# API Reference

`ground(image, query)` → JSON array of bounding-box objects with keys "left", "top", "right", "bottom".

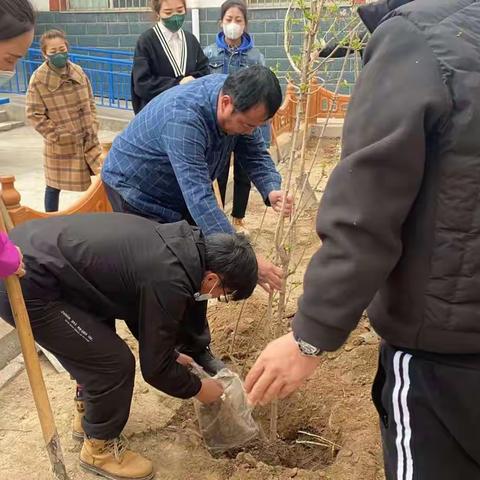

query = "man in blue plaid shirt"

[{"left": 102, "top": 66, "right": 292, "bottom": 374}]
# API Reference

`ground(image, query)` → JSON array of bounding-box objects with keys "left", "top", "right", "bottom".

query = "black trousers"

[
  {"left": 104, "top": 182, "right": 210, "bottom": 354},
  {"left": 0, "top": 294, "right": 133, "bottom": 439},
  {"left": 44, "top": 186, "right": 60, "bottom": 212},
  {"left": 217, "top": 154, "right": 251, "bottom": 219},
  {"left": 372, "top": 342, "right": 480, "bottom": 480}
]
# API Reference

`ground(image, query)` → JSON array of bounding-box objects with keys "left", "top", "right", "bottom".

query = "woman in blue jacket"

[{"left": 204, "top": 0, "right": 271, "bottom": 235}]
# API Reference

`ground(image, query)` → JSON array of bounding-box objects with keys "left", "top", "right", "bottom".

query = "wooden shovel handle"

[{"left": 0, "top": 198, "right": 69, "bottom": 479}]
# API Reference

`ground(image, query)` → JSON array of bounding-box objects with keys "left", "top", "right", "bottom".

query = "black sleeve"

[
  {"left": 292, "top": 17, "right": 451, "bottom": 351},
  {"left": 318, "top": 27, "right": 368, "bottom": 58},
  {"left": 131, "top": 36, "right": 180, "bottom": 104},
  {"left": 190, "top": 37, "right": 210, "bottom": 78},
  {"left": 318, "top": 43, "right": 354, "bottom": 58},
  {"left": 137, "top": 281, "right": 202, "bottom": 399}
]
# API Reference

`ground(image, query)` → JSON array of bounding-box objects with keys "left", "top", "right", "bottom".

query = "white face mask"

[
  {"left": 223, "top": 22, "right": 244, "bottom": 41},
  {"left": 194, "top": 280, "right": 218, "bottom": 302},
  {"left": 0, "top": 70, "right": 15, "bottom": 87}
]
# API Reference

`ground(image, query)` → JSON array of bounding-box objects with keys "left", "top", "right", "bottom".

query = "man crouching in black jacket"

[{"left": 0, "top": 213, "right": 258, "bottom": 480}]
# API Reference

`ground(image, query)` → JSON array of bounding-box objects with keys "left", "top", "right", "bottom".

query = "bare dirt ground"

[{"left": 0, "top": 138, "right": 384, "bottom": 479}]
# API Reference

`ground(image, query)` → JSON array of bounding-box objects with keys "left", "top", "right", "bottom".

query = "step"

[
  {"left": 0, "top": 110, "right": 7, "bottom": 123},
  {"left": 310, "top": 118, "right": 344, "bottom": 138},
  {"left": 0, "top": 120, "right": 24, "bottom": 132},
  {"left": 0, "top": 321, "right": 20, "bottom": 371}
]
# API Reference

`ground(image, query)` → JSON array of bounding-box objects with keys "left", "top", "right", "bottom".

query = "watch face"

[{"left": 299, "top": 339, "right": 320, "bottom": 356}]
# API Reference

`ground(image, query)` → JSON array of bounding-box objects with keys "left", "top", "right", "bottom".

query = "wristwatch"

[{"left": 293, "top": 333, "right": 322, "bottom": 357}]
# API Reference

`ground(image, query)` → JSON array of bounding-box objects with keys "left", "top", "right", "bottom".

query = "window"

[
  {"left": 245, "top": 0, "right": 289, "bottom": 6},
  {"left": 112, "top": 0, "right": 149, "bottom": 7},
  {"left": 68, "top": 0, "right": 150, "bottom": 10}
]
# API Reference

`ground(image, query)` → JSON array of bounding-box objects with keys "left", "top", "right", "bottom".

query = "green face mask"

[
  {"left": 48, "top": 52, "right": 68, "bottom": 69},
  {"left": 161, "top": 13, "right": 185, "bottom": 33}
]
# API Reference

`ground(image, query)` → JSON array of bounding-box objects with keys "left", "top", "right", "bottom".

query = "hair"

[
  {"left": 0, "top": 0, "right": 35, "bottom": 42},
  {"left": 40, "top": 29, "right": 69, "bottom": 53},
  {"left": 220, "top": 0, "right": 248, "bottom": 26},
  {"left": 205, "top": 232, "right": 258, "bottom": 301},
  {"left": 222, "top": 65, "right": 283, "bottom": 119},
  {"left": 151, "top": 0, "right": 187, "bottom": 15}
]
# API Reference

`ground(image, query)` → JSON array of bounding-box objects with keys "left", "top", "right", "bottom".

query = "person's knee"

[
  {"left": 90, "top": 345, "right": 135, "bottom": 392},
  {"left": 117, "top": 346, "right": 136, "bottom": 382}
]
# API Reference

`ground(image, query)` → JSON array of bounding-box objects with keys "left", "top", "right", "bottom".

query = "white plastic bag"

[{"left": 193, "top": 367, "right": 259, "bottom": 453}]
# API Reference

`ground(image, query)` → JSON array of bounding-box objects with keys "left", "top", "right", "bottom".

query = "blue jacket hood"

[{"left": 216, "top": 31, "right": 254, "bottom": 53}]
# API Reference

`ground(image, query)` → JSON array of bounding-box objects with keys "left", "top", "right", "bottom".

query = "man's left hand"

[
  {"left": 180, "top": 76, "right": 195, "bottom": 85},
  {"left": 176, "top": 353, "right": 194, "bottom": 367},
  {"left": 245, "top": 332, "right": 321, "bottom": 406},
  {"left": 268, "top": 191, "right": 293, "bottom": 216}
]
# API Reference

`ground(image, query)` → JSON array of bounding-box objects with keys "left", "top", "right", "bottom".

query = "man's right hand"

[
  {"left": 256, "top": 254, "right": 283, "bottom": 292},
  {"left": 195, "top": 378, "right": 224, "bottom": 404}
]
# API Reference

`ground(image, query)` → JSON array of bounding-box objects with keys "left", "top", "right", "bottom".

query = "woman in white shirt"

[{"left": 131, "top": 0, "right": 210, "bottom": 114}]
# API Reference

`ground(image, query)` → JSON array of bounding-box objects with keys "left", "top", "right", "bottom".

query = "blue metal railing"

[
  {"left": 30, "top": 42, "right": 134, "bottom": 59},
  {"left": 0, "top": 47, "right": 134, "bottom": 110}
]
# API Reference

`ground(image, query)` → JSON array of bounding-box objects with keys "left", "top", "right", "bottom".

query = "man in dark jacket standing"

[
  {"left": 245, "top": 0, "right": 480, "bottom": 478},
  {"left": 0, "top": 213, "right": 258, "bottom": 480}
]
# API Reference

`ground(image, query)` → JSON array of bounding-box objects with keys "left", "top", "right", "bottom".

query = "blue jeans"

[{"left": 44, "top": 185, "right": 60, "bottom": 212}]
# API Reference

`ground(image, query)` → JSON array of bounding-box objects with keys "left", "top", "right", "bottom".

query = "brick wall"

[{"left": 35, "top": 8, "right": 359, "bottom": 93}]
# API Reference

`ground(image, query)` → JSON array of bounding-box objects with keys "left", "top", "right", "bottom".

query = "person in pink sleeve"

[
  {"left": 0, "top": 0, "right": 35, "bottom": 278},
  {"left": 0, "top": 232, "right": 24, "bottom": 278}
]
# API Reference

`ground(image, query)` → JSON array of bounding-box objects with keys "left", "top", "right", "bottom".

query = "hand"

[
  {"left": 195, "top": 378, "right": 224, "bottom": 404},
  {"left": 245, "top": 332, "right": 321, "bottom": 406},
  {"left": 268, "top": 191, "right": 294, "bottom": 217},
  {"left": 176, "top": 352, "right": 194, "bottom": 367},
  {"left": 14, "top": 247, "right": 25, "bottom": 278},
  {"left": 256, "top": 254, "right": 283, "bottom": 292},
  {"left": 180, "top": 75, "right": 195, "bottom": 85}
]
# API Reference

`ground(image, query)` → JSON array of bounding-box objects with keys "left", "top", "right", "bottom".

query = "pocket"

[
  {"left": 53, "top": 131, "right": 80, "bottom": 156},
  {"left": 209, "top": 61, "right": 224, "bottom": 72},
  {"left": 371, "top": 353, "right": 389, "bottom": 428}
]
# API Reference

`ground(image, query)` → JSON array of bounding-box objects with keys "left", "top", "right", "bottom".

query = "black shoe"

[{"left": 192, "top": 347, "right": 226, "bottom": 376}]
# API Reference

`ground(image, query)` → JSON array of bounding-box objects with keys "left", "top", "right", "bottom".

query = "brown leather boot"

[
  {"left": 80, "top": 436, "right": 154, "bottom": 480},
  {"left": 72, "top": 397, "right": 85, "bottom": 441}
]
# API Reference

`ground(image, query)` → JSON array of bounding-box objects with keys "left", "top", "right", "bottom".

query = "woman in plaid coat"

[{"left": 26, "top": 29, "right": 102, "bottom": 212}]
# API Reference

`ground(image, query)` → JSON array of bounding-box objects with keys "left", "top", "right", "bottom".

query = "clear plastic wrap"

[{"left": 193, "top": 367, "right": 259, "bottom": 453}]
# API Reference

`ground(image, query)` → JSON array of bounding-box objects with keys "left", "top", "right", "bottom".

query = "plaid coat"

[{"left": 26, "top": 61, "right": 102, "bottom": 191}]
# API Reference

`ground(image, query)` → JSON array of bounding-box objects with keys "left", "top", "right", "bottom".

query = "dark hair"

[
  {"left": 205, "top": 233, "right": 258, "bottom": 301},
  {"left": 222, "top": 65, "right": 282, "bottom": 119},
  {"left": 0, "top": 0, "right": 35, "bottom": 42},
  {"left": 40, "top": 29, "right": 69, "bottom": 53},
  {"left": 151, "top": 0, "right": 186, "bottom": 15},
  {"left": 220, "top": 0, "right": 248, "bottom": 26}
]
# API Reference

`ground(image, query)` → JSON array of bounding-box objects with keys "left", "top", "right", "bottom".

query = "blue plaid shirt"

[{"left": 102, "top": 74, "right": 281, "bottom": 235}]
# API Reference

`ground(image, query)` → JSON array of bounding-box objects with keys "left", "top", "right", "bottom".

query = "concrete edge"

[{"left": 0, "top": 353, "right": 24, "bottom": 390}]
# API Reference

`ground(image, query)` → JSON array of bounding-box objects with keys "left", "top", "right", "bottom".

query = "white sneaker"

[{"left": 232, "top": 217, "right": 250, "bottom": 236}]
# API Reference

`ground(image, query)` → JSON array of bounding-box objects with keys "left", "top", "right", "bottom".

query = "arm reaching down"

[
  {"left": 137, "top": 281, "right": 202, "bottom": 399},
  {"left": 245, "top": 16, "right": 451, "bottom": 406}
]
